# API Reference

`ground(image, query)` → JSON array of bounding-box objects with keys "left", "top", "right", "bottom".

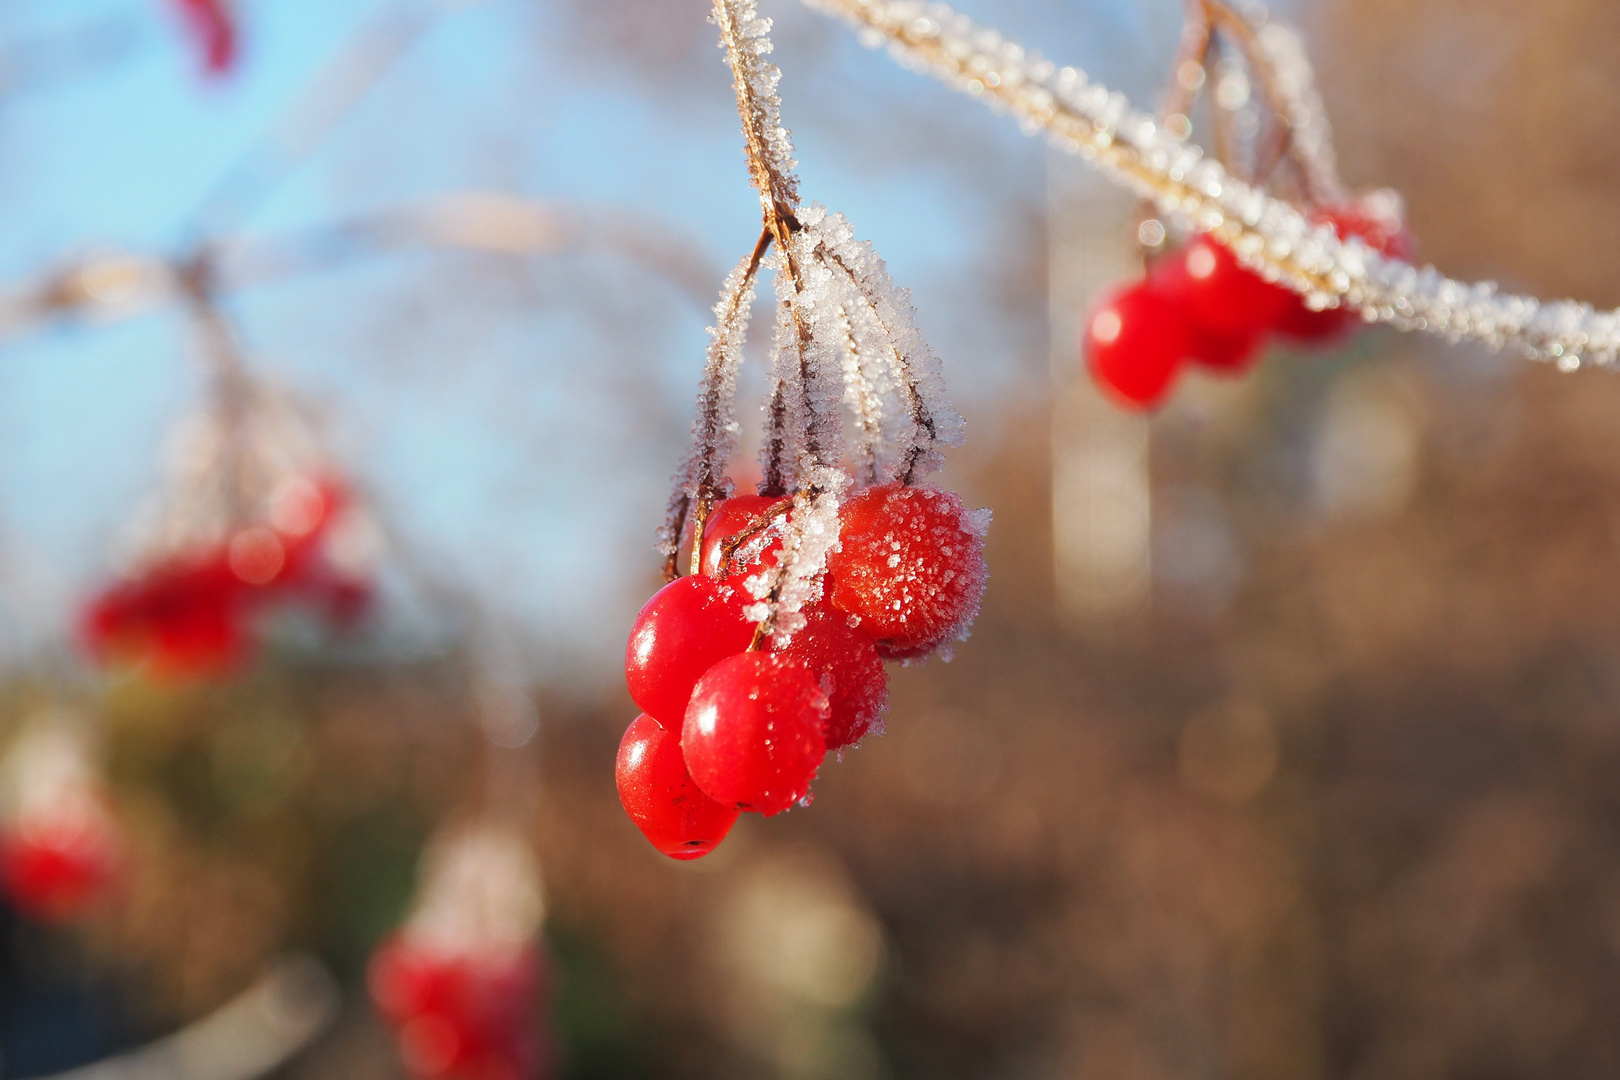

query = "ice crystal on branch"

[
  {"left": 804, "top": 0, "right": 1620, "bottom": 369},
  {"left": 713, "top": 0, "right": 800, "bottom": 219}
]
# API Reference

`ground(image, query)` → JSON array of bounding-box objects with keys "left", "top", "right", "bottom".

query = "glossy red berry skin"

[
  {"left": 825, "top": 483, "right": 988, "bottom": 658},
  {"left": 771, "top": 606, "right": 887, "bottom": 750},
  {"left": 1082, "top": 282, "right": 1193, "bottom": 409},
  {"left": 369, "top": 938, "right": 546, "bottom": 1080},
  {"left": 1147, "top": 255, "right": 1265, "bottom": 374},
  {"left": 616, "top": 714, "right": 739, "bottom": 860},
  {"left": 1166, "top": 236, "right": 1293, "bottom": 342},
  {"left": 0, "top": 822, "right": 118, "bottom": 922},
  {"left": 699, "top": 495, "right": 787, "bottom": 580},
  {"left": 625, "top": 576, "right": 757, "bottom": 728},
  {"left": 682, "top": 652, "right": 828, "bottom": 816}
]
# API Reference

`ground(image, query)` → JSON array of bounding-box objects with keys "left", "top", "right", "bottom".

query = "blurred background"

[{"left": 5, "top": 0, "right": 1620, "bottom": 1077}]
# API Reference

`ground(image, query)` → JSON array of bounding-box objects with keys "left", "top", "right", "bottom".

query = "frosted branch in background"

[{"left": 803, "top": 0, "right": 1620, "bottom": 370}]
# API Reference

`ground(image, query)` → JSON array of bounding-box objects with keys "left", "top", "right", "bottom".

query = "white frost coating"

[
  {"left": 836, "top": 302, "right": 886, "bottom": 486},
  {"left": 762, "top": 297, "right": 807, "bottom": 493},
  {"left": 804, "top": 0, "right": 1620, "bottom": 369},
  {"left": 782, "top": 222, "right": 852, "bottom": 471},
  {"left": 766, "top": 465, "right": 849, "bottom": 646},
  {"left": 797, "top": 205, "right": 965, "bottom": 483},
  {"left": 714, "top": 0, "right": 801, "bottom": 215},
  {"left": 660, "top": 250, "right": 756, "bottom": 558}
]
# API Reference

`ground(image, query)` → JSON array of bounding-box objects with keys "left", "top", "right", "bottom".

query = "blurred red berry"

[
  {"left": 171, "top": 0, "right": 238, "bottom": 76},
  {"left": 1276, "top": 201, "right": 1414, "bottom": 344},
  {"left": 0, "top": 818, "right": 119, "bottom": 923},
  {"left": 370, "top": 938, "right": 547, "bottom": 1080},
  {"left": 1166, "top": 236, "right": 1293, "bottom": 342},
  {"left": 616, "top": 714, "right": 738, "bottom": 860},
  {"left": 1082, "top": 281, "right": 1194, "bottom": 408},
  {"left": 82, "top": 552, "right": 252, "bottom": 681}
]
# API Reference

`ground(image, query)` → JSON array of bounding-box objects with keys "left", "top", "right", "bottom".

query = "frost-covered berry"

[
  {"left": 1083, "top": 281, "right": 1193, "bottom": 408},
  {"left": 825, "top": 483, "right": 988, "bottom": 658},
  {"left": 682, "top": 653, "right": 828, "bottom": 815},
  {"left": 625, "top": 576, "right": 756, "bottom": 728},
  {"left": 616, "top": 714, "right": 738, "bottom": 860},
  {"left": 699, "top": 494, "right": 787, "bottom": 580},
  {"left": 771, "top": 605, "right": 887, "bottom": 750}
]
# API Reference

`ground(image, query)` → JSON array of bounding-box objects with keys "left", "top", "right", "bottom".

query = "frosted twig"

[
  {"left": 803, "top": 0, "right": 1620, "bottom": 369},
  {"left": 836, "top": 303, "right": 882, "bottom": 486},
  {"left": 713, "top": 0, "right": 801, "bottom": 229},
  {"left": 805, "top": 206, "right": 963, "bottom": 484},
  {"left": 659, "top": 231, "right": 770, "bottom": 580}
]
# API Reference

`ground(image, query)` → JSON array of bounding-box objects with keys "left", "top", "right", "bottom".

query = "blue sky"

[{"left": 0, "top": 0, "right": 1203, "bottom": 684}]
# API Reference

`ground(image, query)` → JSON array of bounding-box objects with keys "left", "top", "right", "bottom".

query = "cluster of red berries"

[
  {"left": 81, "top": 475, "right": 373, "bottom": 681},
  {"left": 0, "top": 811, "right": 120, "bottom": 923},
  {"left": 1083, "top": 200, "right": 1413, "bottom": 409},
  {"left": 617, "top": 481, "right": 988, "bottom": 860},
  {"left": 370, "top": 939, "right": 548, "bottom": 1080}
]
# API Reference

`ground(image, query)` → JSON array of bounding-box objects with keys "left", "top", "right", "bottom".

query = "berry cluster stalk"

[{"left": 659, "top": 0, "right": 964, "bottom": 650}]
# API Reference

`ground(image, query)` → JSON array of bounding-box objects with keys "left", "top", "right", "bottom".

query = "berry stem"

[
  {"left": 662, "top": 224, "right": 777, "bottom": 582},
  {"left": 1181, "top": 0, "right": 1338, "bottom": 205},
  {"left": 823, "top": 251, "right": 936, "bottom": 486},
  {"left": 836, "top": 303, "right": 881, "bottom": 486},
  {"left": 716, "top": 496, "right": 794, "bottom": 576}
]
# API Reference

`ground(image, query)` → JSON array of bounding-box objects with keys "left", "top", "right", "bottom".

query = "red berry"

[
  {"left": 82, "top": 552, "right": 252, "bottom": 680},
  {"left": 682, "top": 652, "right": 828, "bottom": 815},
  {"left": 616, "top": 714, "right": 739, "bottom": 859},
  {"left": 770, "top": 606, "right": 887, "bottom": 750},
  {"left": 1144, "top": 254, "right": 1264, "bottom": 373},
  {"left": 825, "top": 483, "right": 988, "bottom": 658},
  {"left": 369, "top": 938, "right": 545, "bottom": 1080},
  {"left": 1167, "top": 235, "right": 1292, "bottom": 341},
  {"left": 698, "top": 494, "right": 787, "bottom": 580},
  {"left": 625, "top": 576, "right": 757, "bottom": 727},
  {"left": 274, "top": 477, "right": 379, "bottom": 629},
  {"left": 1082, "top": 281, "right": 1192, "bottom": 408},
  {"left": 0, "top": 821, "right": 118, "bottom": 922}
]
